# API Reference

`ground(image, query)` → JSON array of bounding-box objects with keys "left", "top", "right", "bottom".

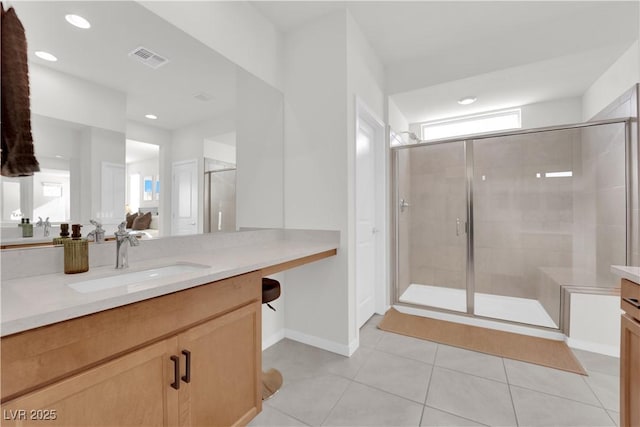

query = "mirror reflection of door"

[{"left": 171, "top": 159, "right": 198, "bottom": 236}]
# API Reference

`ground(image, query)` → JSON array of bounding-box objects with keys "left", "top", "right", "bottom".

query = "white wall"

[
  {"left": 204, "top": 134, "right": 237, "bottom": 166},
  {"left": 520, "top": 97, "right": 582, "bottom": 129},
  {"left": 31, "top": 116, "right": 82, "bottom": 221},
  {"left": 388, "top": 98, "right": 409, "bottom": 134},
  {"left": 234, "top": 61, "right": 285, "bottom": 350},
  {"left": 582, "top": 40, "right": 640, "bottom": 121},
  {"left": 346, "top": 11, "right": 387, "bottom": 341},
  {"left": 236, "top": 68, "right": 284, "bottom": 230},
  {"left": 281, "top": 10, "right": 385, "bottom": 355},
  {"left": 127, "top": 158, "right": 159, "bottom": 209},
  {"left": 283, "top": 10, "right": 351, "bottom": 354},
  {"left": 568, "top": 293, "right": 621, "bottom": 357},
  {"left": 89, "top": 128, "right": 126, "bottom": 225},
  {"left": 139, "top": 1, "right": 283, "bottom": 92},
  {"left": 30, "top": 64, "right": 125, "bottom": 133}
]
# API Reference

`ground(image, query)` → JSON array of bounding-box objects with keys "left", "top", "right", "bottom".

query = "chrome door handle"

[
  {"left": 456, "top": 218, "right": 461, "bottom": 236},
  {"left": 400, "top": 199, "right": 410, "bottom": 212}
]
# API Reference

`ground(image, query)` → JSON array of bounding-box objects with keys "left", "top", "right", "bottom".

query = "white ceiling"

[
  {"left": 126, "top": 139, "right": 159, "bottom": 164},
  {"left": 13, "top": 1, "right": 238, "bottom": 130},
  {"left": 252, "top": 1, "right": 639, "bottom": 123},
  {"left": 12, "top": 1, "right": 640, "bottom": 128}
]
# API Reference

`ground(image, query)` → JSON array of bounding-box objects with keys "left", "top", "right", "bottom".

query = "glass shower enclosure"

[
  {"left": 204, "top": 168, "right": 237, "bottom": 233},
  {"left": 393, "top": 119, "right": 630, "bottom": 330}
]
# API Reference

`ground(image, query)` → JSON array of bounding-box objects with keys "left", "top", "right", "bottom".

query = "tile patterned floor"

[{"left": 249, "top": 315, "right": 620, "bottom": 427}]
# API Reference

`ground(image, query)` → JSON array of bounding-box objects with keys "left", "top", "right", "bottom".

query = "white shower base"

[{"left": 399, "top": 284, "right": 558, "bottom": 329}]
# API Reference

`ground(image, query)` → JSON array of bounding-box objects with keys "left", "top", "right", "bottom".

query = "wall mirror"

[{"left": 0, "top": 1, "right": 284, "bottom": 246}]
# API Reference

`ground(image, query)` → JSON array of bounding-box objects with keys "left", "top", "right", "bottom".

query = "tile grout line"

[
  {"left": 263, "top": 403, "right": 313, "bottom": 427},
  {"left": 317, "top": 377, "right": 355, "bottom": 426},
  {"left": 580, "top": 369, "right": 618, "bottom": 413},
  {"left": 503, "top": 360, "right": 614, "bottom": 410},
  {"left": 431, "top": 360, "right": 509, "bottom": 385},
  {"left": 605, "top": 409, "right": 620, "bottom": 427},
  {"left": 374, "top": 345, "right": 438, "bottom": 366},
  {"left": 420, "top": 344, "right": 440, "bottom": 426},
  {"left": 508, "top": 383, "right": 616, "bottom": 411},
  {"left": 503, "top": 357, "right": 521, "bottom": 427},
  {"left": 422, "top": 404, "right": 492, "bottom": 427},
  {"left": 350, "top": 377, "right": 429, "bottom": 406},
  {"left": 348, "top": 346, "right": 375, "bottom": 380}
]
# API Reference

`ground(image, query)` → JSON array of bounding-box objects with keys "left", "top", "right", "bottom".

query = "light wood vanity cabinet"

[
  {"left": 620, "top": 278, "right": 640, "bottom": 427},
  {"left": 1, "top": 271, "right": 262, "bottom": 427}
]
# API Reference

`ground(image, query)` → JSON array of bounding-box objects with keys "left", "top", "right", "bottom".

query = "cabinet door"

[
  {"left": 1, "top": 338, "right": 179, "bottom": 427},
  {"left": 621, "top": 313, "right": 640, "bottom": 427},
  {"left": 178, "top": 302, "right": 261, "bottom": 427}
]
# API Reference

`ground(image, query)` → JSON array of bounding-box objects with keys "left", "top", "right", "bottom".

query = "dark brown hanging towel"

[{"left": 1, "top": 3, "right": 40, "bottom": 176}]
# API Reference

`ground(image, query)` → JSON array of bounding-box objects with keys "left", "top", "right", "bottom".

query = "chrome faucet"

[
  {"left": 115, "top": 221, "right": 139, "bottom": 269},
  {"left": 36, "top": 217, "right": 51, "bottom": 237},
  {"left": 87, "top": 219, "right": 105, "bottom": 243}
]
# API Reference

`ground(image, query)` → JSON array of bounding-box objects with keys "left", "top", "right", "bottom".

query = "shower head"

[{"left": 400, "top": 131, "right": 420, "bottom": 142}]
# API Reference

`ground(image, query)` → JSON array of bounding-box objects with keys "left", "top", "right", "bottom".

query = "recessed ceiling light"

[
  {"left": 35, "top": 51, "right": 58, "bottom": 62},
  {"left": 458, "top": 96, "right": 477, "bottom": 105},
  {"left": 65, "top": 14, "right": 91, "bottom": 29},
  {"left": 145, "top": 114, "right": 158, "bottom": 120}
]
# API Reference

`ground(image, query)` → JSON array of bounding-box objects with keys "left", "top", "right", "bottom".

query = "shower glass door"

[
  {"left": 472, "top": 123, "right": 627, "bottom": 328},
  {"left": 204, "top": 169, "right": 237, "bottom": 233},
  {"left": 395, "top": 141, "right": 468, "bottom": 313},
  {"left": 394, "top": 120, "right": 628, "bottom": 329}
]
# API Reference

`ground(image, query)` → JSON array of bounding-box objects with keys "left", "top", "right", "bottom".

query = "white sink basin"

[{"left": 68, "top": 263, "right": 210, "bottom": 293}]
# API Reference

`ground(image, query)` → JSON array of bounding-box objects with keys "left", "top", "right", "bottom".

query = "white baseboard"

[
  {"left": 284, "top": 328, "right": 354, "bottom": 356},
  {"left": 567, "top": 338, "right": 620, "bottom": 358},
  {"left": 262, "top": 329, "right": 285, "bottom": 351}
]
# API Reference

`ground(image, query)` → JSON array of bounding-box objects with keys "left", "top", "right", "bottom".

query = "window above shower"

[{"left": 421, "top": 109, "right": 522, "bottom": 141}]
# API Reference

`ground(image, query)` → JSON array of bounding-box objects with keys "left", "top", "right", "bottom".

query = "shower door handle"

[
  {"left": 400, "top": 199, "right": 410, "bottom": 212},
  {"left": 456, "top": 218, "right": 468, "bottom": 236}
]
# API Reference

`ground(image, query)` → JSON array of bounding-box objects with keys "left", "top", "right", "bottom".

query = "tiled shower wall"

[
  {"left": 573, "top": 123, "right": 627, "bottom": 287},
  {"left": 589, "top": 84, "right": 639, "bottom": 267}
]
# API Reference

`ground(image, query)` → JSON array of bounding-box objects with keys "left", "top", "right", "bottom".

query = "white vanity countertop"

[
  {"left": 611, "top": 265, "right": 640, "bottom": 284},
  {"left": 1, "top": 230, "right": 338, "bottom": 336}
]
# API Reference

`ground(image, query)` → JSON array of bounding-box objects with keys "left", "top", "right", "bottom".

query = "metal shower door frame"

[{"left": 392, "top": 117, "right": 632, "bottom": 328}]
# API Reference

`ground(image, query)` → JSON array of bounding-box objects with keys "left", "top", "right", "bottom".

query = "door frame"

[{"left": 355, "top": 97, "right": 388, "bottom": 324}]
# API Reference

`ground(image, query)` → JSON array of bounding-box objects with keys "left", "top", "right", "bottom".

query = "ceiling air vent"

[{"left": 128, "top": 46, "right": 169, "bottom": 69}]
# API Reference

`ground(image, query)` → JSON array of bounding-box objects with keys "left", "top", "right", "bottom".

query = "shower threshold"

[{"left": 399, "top": 284, "right": 558, "bottom": 329}]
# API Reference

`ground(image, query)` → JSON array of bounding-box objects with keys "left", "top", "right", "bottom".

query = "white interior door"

[
  {"left": 172, "top": 159, "right": 198, "bottom": 235},
  {"left": 101, "top": 162, "right": 125, "bottom": 225},
  {"left": 356, "top": 117, "right": 377, "bottom": 328}
]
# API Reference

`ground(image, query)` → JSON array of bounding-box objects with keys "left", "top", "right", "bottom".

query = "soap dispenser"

[
  {"left": 53, "top": 223, "right": 71, "bottom": 245},
  {"left": 22, "top": 218, "right": 33, "bottom": 238},
  {"left": 64, "top": 224, "right": 89, "bottom": 274}
]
